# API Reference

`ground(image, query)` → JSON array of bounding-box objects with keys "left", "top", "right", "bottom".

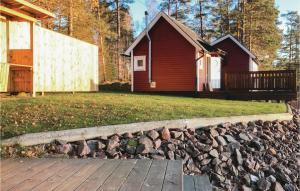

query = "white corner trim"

[
  {"left": 196, "top": 51, "right": 200, "bottom": 92},
  {"left": 211, "top": 34, "right": 256, "bottom": 59},
  {"left": 131, "top": 50, "right": 134, "bottom": 92},
  {"left": 125, "top": 11, "right": 204, "bottom": 55}
]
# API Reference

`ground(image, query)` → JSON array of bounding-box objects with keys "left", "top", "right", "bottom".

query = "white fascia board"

[{"left": 211, "top": 34, "right": 256, "bottom": 59}]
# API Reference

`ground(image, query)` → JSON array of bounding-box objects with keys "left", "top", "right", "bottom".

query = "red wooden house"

[
  {"left": 124, "top": 12, "right": 297, "bottom": 100},
  {"left": 125, "top": 12, "right": 220, "bottom": 93}
]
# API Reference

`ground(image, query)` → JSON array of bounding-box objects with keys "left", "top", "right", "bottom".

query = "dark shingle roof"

[{"left": 168, "top": 16, "right": 218, "bottom": 52}]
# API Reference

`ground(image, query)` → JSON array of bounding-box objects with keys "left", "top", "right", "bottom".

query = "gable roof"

[
  {"left": 211, "top": 34, "right": 256, "bottom": 59},
  {"left": 1, "top": 0, "right": 55, "bottom": 19},
  {"left": 124, "top": 11, "right": 216, "bottom": 55}
]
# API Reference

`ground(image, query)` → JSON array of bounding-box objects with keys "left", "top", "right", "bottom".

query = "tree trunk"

[
  {"left": 100, "top": 35, "right": 106, "bottom": 82},
  {"left": 96, "top": 6, "right": 106, "bottom": 82},
  {"left": 249, "top": 14, "right": 252, "bottom": 51},
  {"left": 175, "top": 0, "right": 178, "bottom": 19},
  {"left": 241, "top": 0, "right": 246, "bottom": 43},
  {"left": 168, "top": 0, "right": 171, "bottom": 15},
  {"left": 69, "top": 0, "right": 73, "bottom": 36},
  {"left": 116, "top": 0, "right": 121, "bottom": 80},
  {"left": 199, "top": 0, "right": 204, "bottom": 38}
]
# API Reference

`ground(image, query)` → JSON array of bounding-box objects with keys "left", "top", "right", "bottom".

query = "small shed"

[
  {"left": 211, "top": 34, "right": 258, "bottom": 89},
  {"left": 0, "top": 0, "right": 99, "bottom": 95}
]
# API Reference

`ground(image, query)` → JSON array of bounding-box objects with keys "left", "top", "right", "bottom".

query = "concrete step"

[{"left": 184, "top": 174, "right": 212, "bottom": 191}]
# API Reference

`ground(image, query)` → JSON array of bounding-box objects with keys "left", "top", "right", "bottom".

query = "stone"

[
  {"left": 224, "top": 135, "right": 238, "bottom": 143},
  {"left": 266, "top": 175, "right": 276, "bottom": 183},
  {"left": 161, "top": 127, "right": 171, "bottom": 140},
  {"left": 250, "top": 175, "right": 259, "bottom": 183},
  {"left": 201, "top": 158, "right": 211, "bottom": 166},
  {"left": 241, "top": 185, "right": 252, "bottom": 191},
  {"left": 152, "top": 154, "right": 165, "bottom": 160},
  {"left": 147, "top": 130, "right": 160, "bottom": 140},
  {"left": 257, "top": 178, "right": 271, "bottom": 191},
  {"left": 211, "top": 138, "right": 218, "bottom": 148},
  {"left": 243, "top": 174, "right": 251, "bottom": 186},
  {"left": 216, "top": 136, "right": 227, "bottom": 146},
  {"left": 234, "top": 149, "right": 243, "bottom": 165},
  {"left": 273, "top": 182, "right": 284, "bottom": 191},
  {"left": 210, "top": 128, "right": 219, "bottom": 137},
  {"left": 123, "top": 132, "right": 133, "bottom": 138},
  {"left": 126, "top": 145, "right": 136, "bottom": 155},
  {"left": 167, "top": 151, "right": 175, "bottom": 160},
  {"left": 228, "top": 142, "right": 241, "bottom": 153},
  {"left": 107, "top": 137, "right": 119, "bottom": 150},
  {"left": 97, "top": 141, "right": 106, "bottom": 150},
  {"left": 77, "top": 140, "right": 90, "bottom": 156},
  {"left": 106, "top": 148, "right": 118, "bottom": 158},
  {"left": 284, "top": 184, "right": 296, "bottom": 191},
  {"left": 55, "top": 139, "right": 68, "bottom": 145},
  {"left": 187, "top": 127, "right": 195, "bottom": 135},
  {"left": 268, "top": 148, "right": 277, "bottom": 156},
  {"left": 249, "top": 139, "right": 263, "bottom": 151},
  {"left": 56, "top": 143, "right": 72, "bottom": 154},
  {"left": 239, "top": 133, "right": 250, "bottom": 141},
  {"left": 275, "top": 170, "right": 291, "bottom": 184},
  {"left": 167, "top": 143, "right": 176, "bottom": 151},
  {"left": 86, "top": 140, "right": 99, "bottom": 151},
  {"left": 170, "top": 131, "right": 183, "bottom": 139},
  {"left": 139, "top": 136, "right": 153, "bottom": 148},
  {"left": 153, "top": 139, "right": 161, "bottom": 149},
  {"left": 209, "top": 149, "right": 219, "bottom": 158}
]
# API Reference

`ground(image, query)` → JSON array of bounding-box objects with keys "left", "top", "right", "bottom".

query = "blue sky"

[{"left": 129, "top": 0, "right": 300, "bottom": 36}]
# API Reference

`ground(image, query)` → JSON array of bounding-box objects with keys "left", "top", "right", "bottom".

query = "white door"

[{"left": 210, "top": 57, "right": 221, "bottom": 89}]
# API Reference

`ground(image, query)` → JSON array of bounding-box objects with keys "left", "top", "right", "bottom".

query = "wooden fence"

[{"left": 224, "top": 70, "right": 297, "bottom": 92}]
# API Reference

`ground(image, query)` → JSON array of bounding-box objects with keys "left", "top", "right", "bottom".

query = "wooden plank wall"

[
  {"left": 225, "top": 70, "right": 297, "bottom": 92},
  {"left": 0, "top": 20, "right": 9, "bottom": 92},
  {"left": 33, "top": 25, "right": 99, "bottom": 92}
]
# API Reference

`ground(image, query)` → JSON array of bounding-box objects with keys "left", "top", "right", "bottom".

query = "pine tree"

[
  {"left": 279, "top": 11, "right": 300, "bottom": 84},
  {"left": 243, "top": 0, "right": 281, "bottom": 68},
  {"left": 160, "top": 0, "right": 191, "bottom": 22}
]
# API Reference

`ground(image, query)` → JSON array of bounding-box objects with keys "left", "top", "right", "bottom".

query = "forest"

[{"left": 32, "top": 0, "right": 299, "bottom": 84}]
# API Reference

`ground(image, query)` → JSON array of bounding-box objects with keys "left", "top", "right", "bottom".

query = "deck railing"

[{"left": 224, "top": 70, "right": 297, "bottom": 92}]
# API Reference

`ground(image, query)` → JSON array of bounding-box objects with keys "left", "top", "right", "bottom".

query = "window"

[{"left": 134, "top": 56, "right": 146, "bottom": 71}]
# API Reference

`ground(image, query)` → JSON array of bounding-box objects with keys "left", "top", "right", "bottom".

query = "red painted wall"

[
  {"left": 133, "top": 18, "right": 196, "bottom": 92},
  {"left": 212, "top": 38, "right": 250, "bottom": 89}
]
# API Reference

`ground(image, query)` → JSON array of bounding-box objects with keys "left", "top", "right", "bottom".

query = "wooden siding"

[
  {"left": 0, "top": 20, "right": 9, "bottom": 92},
  {"left": 9, "top": 66, "right": 32, "bottom": 92},
  {"left": 33, "top": 25, "right": 98, "bottom": 92},
  {"left": 133, "top": 17, "right": 196, "bottom": 92},
  {"left": 9, "top": 21, "right": 30, "bottom": 49},
  {"left": 9, "top": 49, "right": 33, "bottom": 66},
  {"left": 212, "top": 38, "right": 250, "bottom": 89}
]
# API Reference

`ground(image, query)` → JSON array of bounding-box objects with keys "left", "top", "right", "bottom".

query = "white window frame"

[{"left": 134, "top": 55, "right": 146, "bottom": 71}]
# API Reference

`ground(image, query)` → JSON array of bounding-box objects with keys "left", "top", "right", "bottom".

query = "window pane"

[{"left": 137, "top": 60, "right": 143, "bottom": 67}]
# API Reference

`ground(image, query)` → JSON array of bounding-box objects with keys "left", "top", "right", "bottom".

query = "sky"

[{"left": 129, "top": 0, "right": 300, "bottom": 37}]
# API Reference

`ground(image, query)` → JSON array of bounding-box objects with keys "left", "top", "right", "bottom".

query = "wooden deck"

[
  {"left": 184, "top": 175, "right": 212, "bottom": 191},
  {"left": 0, "top": 159, "right": 183, "bottom": 191}
]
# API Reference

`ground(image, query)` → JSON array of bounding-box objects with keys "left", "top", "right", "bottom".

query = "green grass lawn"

[{"left": 0, "top": 92, "right": 286, "bottom": 139}]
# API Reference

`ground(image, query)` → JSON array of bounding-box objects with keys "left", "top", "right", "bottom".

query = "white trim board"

[
  {"left": 211, "top": 34, "right": 256, "bottom": 59},
  {"left": 124, "top": 11, "right": 206, "bottom": 55}
]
